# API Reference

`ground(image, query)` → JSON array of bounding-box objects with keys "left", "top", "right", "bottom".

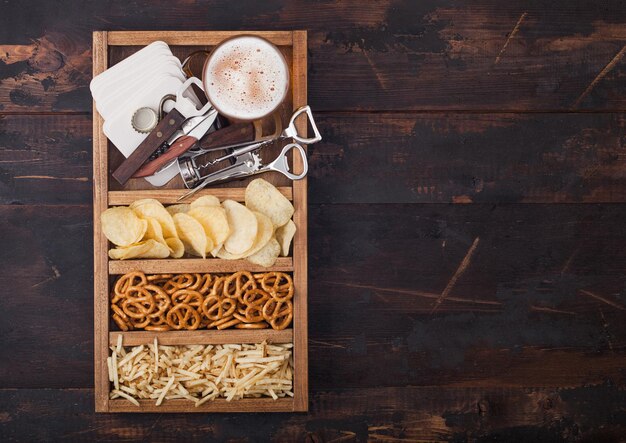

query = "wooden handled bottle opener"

[{"left": 112, "top": 77, "right": 212, "bottom": 185}]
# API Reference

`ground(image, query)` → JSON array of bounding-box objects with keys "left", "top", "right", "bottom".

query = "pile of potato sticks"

[{"left": 108, "top": 336, "right": 293, "bottom": 406}]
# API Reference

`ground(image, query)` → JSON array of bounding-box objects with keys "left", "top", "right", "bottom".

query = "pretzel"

[
  {"left": 147, "top": 273, "right": 173, "bottom": 282},
  {"left": 242, "top": 288, "right": 271, "bottom": 306},
  {"left": 207, "top": 315, "right": 236, "bottom": 328},
  {"left": 196, "top": 274, "right": 213, "bottom": 294},
  {"left": 124, "top": 284, "right": 151, "bottom": 299},
  {"left": 145, "top": 325, "right": 171, "bottom": 331},
  {"left": 209, "top": 277, "right": 225, "bottom": 297},
  {"left": 129, "top": 316, "right": 151, "bottom": 329},
  {"left": 148, "top": 313, "right": 168, "bottom": 326},
  {"left": 146, "top": 289, "right": 171, "bottom": 323},
  {"left": 233, "top": 306, "right": 263, "bottom": 323},
  {"left": 235, "top": 322, "right": 269, "bottom": 329},
  {"left": 202, "top": 295, "right": 236, "bottom": 321},
  {"left": 188, "top": 273, "right": 212, "bottom": 292},
  {"left": 111, "top": 271, "right": 294, "bottom": 331},
  {"left": 166, "top": 303, "right": 201, "bottom": 330},
  {"left": 270, "top": 309, "right": 292, "bottom": 330},
  {"left": 270, "top": 311, "right": 292, "bottom": 330},
  {"left": 261, "top": 272, "right": 293, "bottom": 302},
  {"left": 141, "top": 284, "right": 169, "bottom": 301},
  {"left": 236, "top": 304, "right": 247, "bottom": 316},
  {"left": 111, "top": 304, "right": 128, "bottom": 322},
  {"left": 244, "top": 304, "right": 265, "bottom": 323},
  {"left": 223, "top": 271, "right": 257, "bottom": 302},
  {"left": 216, "top": 317, "right": 242, "bottom": 330},
  {"left": 114, "top": 271, "right": 146, "bottom": 300},
  {"left": 121, "top": 286, "right": 155, "bottom": 319},
  {"left": 113, "top": 313, "right": 129, "bottom": 331},
  {"left": 262, "top": 300, "right": 293, "bottom": 330},
  {"left": 163, "top": 273, "right": 195, "bottom": 294},
  {"left": 170, "top": 289, "right": 203, "bottom": 308}
]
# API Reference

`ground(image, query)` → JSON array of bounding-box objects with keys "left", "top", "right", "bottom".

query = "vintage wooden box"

[{"left": 92, "top": 30, "right": 308, "bottom": 412}]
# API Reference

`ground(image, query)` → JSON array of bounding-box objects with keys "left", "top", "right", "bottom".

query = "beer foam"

[{"left": 204, "top": 36, "right": 289, "bottom": 120}]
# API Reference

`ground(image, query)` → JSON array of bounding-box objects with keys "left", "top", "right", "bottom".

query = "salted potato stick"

[
  {"left": 112, "top": 348, "right": 119, "bottom": 391},
  {"left": 116, "top": 334, "right": 123, "bottom": 355},
  {"left": 111, "top": 389, "right": 140, "bottom": 406},
  {"left": 156, "top": 375, "right": 176, "bottom": 406},
  {"left": 153, "top": 337, "right": 158, "bottom": 373},
  {"left": 268, "top": 388, "right": 278, "bottom": 400},
  {"left": 107, "top": 357, "right": 114, "bottom": 383},
  {"left": 118, "top": 345, "right": 144, "bottom": 368}
]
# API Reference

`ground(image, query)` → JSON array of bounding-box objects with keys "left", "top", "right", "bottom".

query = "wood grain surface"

[
  {"left": 0, "top": 1, "right": 625, "bottom": 112},
  {"left": 2, "top": 386, "right": 626, "bottom": 441},
  {"left": 2, "top": 113, "right": 625, "bottom": 205},
  {"left": 0, "top": 0, "right": 625, "bottom": 440}
]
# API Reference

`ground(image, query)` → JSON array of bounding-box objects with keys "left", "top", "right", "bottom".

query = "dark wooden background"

[{"left": 1, "top": 0, "right": 626, "bottom": 441}]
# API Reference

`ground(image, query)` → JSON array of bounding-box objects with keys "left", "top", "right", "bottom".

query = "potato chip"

[
  {"left": 141, "top": 216, "right": 167, "bottom": 245},
  {"left": 165, "top": 237, "right": 185, "bottom": 258},
  {"left": 247, "top": 237, "right": 281, "bottom": 267},
  {"left": 166, "top": 204, "right": 190, "bottom": 216},
  {"left": 188, "top": 205, "right": 230, "bottom": 247},
  {"left": 190, "top": 195, "right": 220, "bottom": 209},
  {"left": 140, "top": 240, "right": 170, "bottom": 259},
  {"left": 217, "top": 211, "right": 273, "bottom": 260},
  {"left": 130, "top": 199, "right": 178, "bottom": 239},
  {"left": 108, "top": 239, "right": 170, "bottom": 260},
  {"left": 173, "top": 213, "right": 209, "bottom": 258},
  {"left": 210, "top": 244, "right": 223, "bottom": 258},
  {"left": 222, "top": 200, "right": 258, "bottom": 255},
  {"left": 141, "top": 212, "right": 183, "bottom": 258},
  {"left": 101, "top": 207, "right": 147, "bottom": 247},
  {"left": 275, "top": 219, "right": 296, "bottom": 256},
  {"left": 129, "top": 198, "right": 162, "bottom": 211},
  {"left": 245, "top": 178, "right": 294, "bottom": 228}
]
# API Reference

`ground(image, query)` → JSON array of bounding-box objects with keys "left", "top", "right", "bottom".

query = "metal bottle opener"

[{"left": 176, "top": 105, "right": 322, "bottom": 201}]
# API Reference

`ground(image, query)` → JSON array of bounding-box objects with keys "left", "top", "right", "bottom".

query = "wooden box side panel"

[
  {"left": 109, "top": 398, "right": 294, "bottom": 413},
  {"left": 93, "top": 30, "right": 110, "bottom": 413},
  {"left": 291, "top": 30, "right": 309, "bottom": 412},
  {"left": 107, "top": 30, "right": 294, "bottom": 46}
]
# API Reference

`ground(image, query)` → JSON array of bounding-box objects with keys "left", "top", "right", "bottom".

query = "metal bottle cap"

[{"left": 131, "top": 107, "right": 158, "bottom": 133}]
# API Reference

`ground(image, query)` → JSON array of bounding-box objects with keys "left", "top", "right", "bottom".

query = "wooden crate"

[{"left": 93, "top": 30, "right": 308, "bottom": 413}]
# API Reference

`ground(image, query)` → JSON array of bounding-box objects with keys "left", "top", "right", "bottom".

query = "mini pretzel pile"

[{"left": 111, "top": 271, "right": 293, "bottom": 331}]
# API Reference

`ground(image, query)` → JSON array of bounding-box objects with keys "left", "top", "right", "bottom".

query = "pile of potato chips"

[{"left": 101, "top": 179, "right": 296, "bottom": 267}]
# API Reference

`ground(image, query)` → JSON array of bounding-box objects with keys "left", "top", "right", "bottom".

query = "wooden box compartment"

[{"left": 93, "top": 31, "right": 308, "bottom": 413}]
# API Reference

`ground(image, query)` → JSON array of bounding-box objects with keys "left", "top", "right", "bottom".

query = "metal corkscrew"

[{"left": 177, "top": 106, "right": 322, "bottom": 200}]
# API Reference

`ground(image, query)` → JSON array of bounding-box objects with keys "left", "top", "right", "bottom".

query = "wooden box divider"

[
  {"left": 108, "top": 398, "right": 294, "bottom": 413},
  {"left": 108, "top": 258, "right": 294, "bottom": 275},
  {"left": 93, "top": 30, "right": 308, "bottom": 413},
  {"left": 110, "top": 329, "right": 293, "bottom": 346},
  {"left": 108, "top": 187, "right": 293, "bottom": 206}
]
